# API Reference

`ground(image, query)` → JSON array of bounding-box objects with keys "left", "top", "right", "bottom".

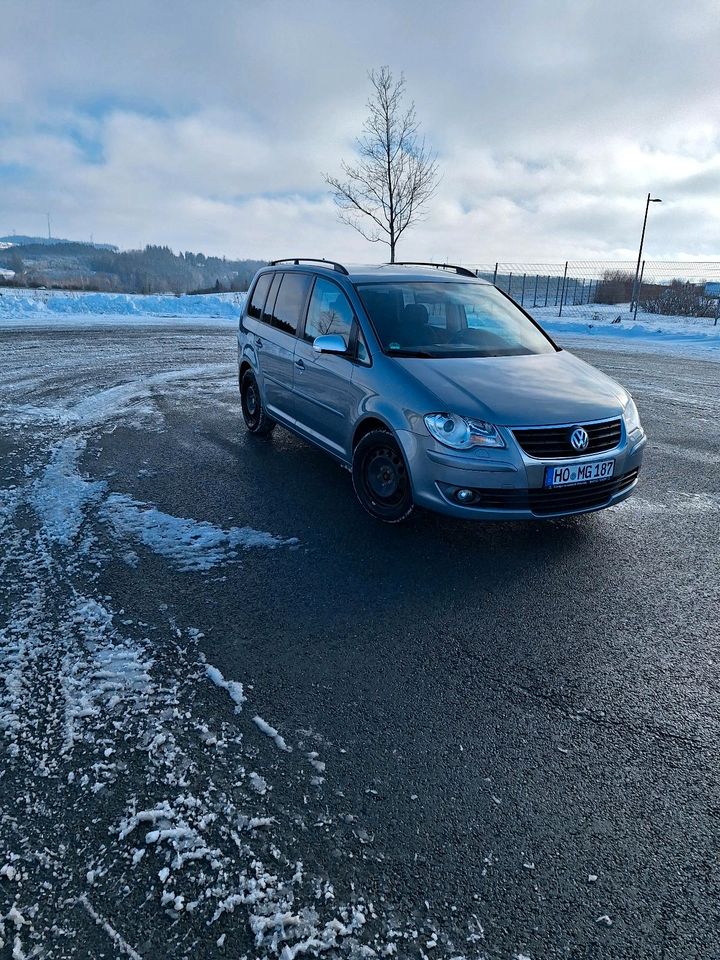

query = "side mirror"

[{"left": 312, "top": 334, "right": 348, "bottom": 355}]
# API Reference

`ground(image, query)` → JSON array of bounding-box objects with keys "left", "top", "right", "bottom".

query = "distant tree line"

[{"left": 0, "top": 242, "right": 266, "bottom": 294}]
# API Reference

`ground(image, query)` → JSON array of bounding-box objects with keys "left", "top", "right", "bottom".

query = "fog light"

[{"left": 456, "top": 488, "right": 474, "bottom": 503}]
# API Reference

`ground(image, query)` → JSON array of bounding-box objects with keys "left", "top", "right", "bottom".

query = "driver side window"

[{"left": 305, "top": 278, "right": 354, "bottom": 343}]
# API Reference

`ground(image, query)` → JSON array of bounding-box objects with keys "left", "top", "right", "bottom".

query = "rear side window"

[
  {"left": 261, "top": 274, "right": 282, "bottom": 325},
  {"left": 271, "top": 273, "right": 312, "bottom": 336},
  {"left": 247, "top": 274, "right": 272, "bottom": 320}
]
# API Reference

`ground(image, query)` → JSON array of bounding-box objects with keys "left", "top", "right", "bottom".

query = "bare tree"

[{"left": 325, "top": 67, "right": 439, "bottom": 263}]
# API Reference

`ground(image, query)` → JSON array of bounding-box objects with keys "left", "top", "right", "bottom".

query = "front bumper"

[{"left": 397, "top": 424, "right": 647, "bottom": 520}]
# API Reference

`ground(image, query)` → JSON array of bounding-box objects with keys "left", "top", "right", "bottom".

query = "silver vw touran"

[{"left": 237, "top": 259, "right": 646, "bottom": 523}]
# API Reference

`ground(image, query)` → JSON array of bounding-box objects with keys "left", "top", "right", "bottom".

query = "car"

[{"left": 237, "top": 258, "right": 646, "bottom": 523}]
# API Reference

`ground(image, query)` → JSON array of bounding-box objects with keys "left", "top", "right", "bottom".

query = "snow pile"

[{"left": 0, "top": 287, "right": 246, "bottom": 327}]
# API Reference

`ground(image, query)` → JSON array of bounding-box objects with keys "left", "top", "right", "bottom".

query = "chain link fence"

[{"left": 465, "top": 261, "right": 720, "bottom": 327}]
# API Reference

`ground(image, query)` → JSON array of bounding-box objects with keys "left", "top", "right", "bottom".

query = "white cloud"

[{"left": 0, "top": 0, "right": 718, "bottom": 261}]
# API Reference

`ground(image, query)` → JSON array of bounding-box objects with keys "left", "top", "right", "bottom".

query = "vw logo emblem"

[{"left": 570, "top": 427, "right": 589, "bottom": 452}]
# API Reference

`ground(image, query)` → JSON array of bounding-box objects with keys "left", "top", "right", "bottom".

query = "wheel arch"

[
  {"left": 351, "top": 415, "right": 395, "bottom": 451},
  {"left": 239, "top": 358, "right": 253, "bottom": 387}
]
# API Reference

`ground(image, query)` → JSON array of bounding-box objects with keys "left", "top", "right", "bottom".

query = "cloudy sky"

[{"left": 1, "top": 0, "right": 718, "bottom": 264}]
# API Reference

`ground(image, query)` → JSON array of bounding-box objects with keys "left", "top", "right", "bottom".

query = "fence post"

[
  {"left": 714, "top": 294, "right": 719, "bottom": 327},
  {"left": 577, "top": 278, "right": 584, "bottom": 306},
  {"left": 492, "top": 262, "right": 498, "bottom": 286},
  {"left": 544, "top": 275, "right": 550, "bottom": 307},
  {"left": 558, "top": 261, "right": 569, "bottom": 317},
  {"left": 533, "top": 273, "right": 539, "bottom": 307},
  {"left": 521, "top": 273, "right": 526, "bottom": 305},
  {"left": 507, "top": 272, "right": 513, "bottom": 298},
  {"left": 633, "top": 260, "right": 645, "bottom": 321}
]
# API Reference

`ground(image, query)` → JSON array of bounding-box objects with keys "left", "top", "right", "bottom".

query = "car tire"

[
  {"left": 352, "top": 429, "right": 415, "bottom": 523},
  {"left": 240, "top": 369, "right": 275, "bottom": 436}
]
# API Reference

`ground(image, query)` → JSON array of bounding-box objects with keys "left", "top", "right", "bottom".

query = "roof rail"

[
  {"left": 386, "top": 261, "right": 477, "bottom": 279},
  {"left": 269, "top": 258, "right": 349, "bottom": 276}
]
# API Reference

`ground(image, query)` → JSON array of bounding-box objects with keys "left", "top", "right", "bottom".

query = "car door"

[
  {"left": 292, "top": 276, "right": 368, "bottom": 459},
  {"left": 252, "top": 271, "right": 311, "bottom": 423}
]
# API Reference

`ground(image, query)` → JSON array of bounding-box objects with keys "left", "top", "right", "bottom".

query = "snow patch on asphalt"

[
  {"left": 78, "top": 895, "right": 143, "bottom": 960},
  {"left": 64, "top": 363, "right": 233, "bottom": 428},
  {"left": 2, "top": 363, "right": 234, "bottom": 434},
  {"left": 99, "top": 492, "right": 296, "bottom": 571},
  {"left": 253, "top": 715, "right": 293, "bottom": 753},
  {"left": 0, "top": 500, "right": 380, "bottom": 956},
  {"left": 29, "top": 437, "right": 106, "bottom": 545},
  {"left": 205, "top": 662, "right": 247, "bottom": 713}
]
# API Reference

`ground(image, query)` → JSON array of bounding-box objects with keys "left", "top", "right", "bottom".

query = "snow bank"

[
  {"left": 0, "top": 287, "right": 246, "bottom": 327},
  {"left": 534, "top": 303, "right": 720, "bottom": 359},
  {"left": 2, "top": 286, "right": 718, "bottom": 359}
]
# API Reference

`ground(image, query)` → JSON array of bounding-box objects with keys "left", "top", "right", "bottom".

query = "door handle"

[
  {"left": 295, "top": 359, "right": 305, "bottom": 371},
  {"left": 255, "top": 337, "right": 263, "bottom": 350}
]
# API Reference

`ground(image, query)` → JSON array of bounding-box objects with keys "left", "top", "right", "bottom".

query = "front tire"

[
  {"left": 352, "top": 429, "right": 415, "bottom": 523},
  {"left": 240, "top": 369, "right": 275, "bottom": 436}
]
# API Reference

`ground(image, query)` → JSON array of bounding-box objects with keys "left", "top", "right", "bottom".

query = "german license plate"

[{"left": 544, "top": 459, "right": 615, "bottom": 488}]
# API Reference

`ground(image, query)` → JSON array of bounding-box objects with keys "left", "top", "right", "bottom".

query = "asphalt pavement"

[{"left": 0, "top": 324, "right": 718, "bottom": 960}]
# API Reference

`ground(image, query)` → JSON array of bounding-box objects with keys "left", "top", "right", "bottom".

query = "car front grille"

[
  {"left": 513, "top": 418, "right": 622, "bottom": 459},
  {"left": 465, "top": 468, "right": 639, "bottom": 516}
]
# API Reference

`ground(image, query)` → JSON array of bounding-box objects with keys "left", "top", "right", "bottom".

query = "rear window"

[
  {"left": 247, "top": 273, "right": 272, "bottom": 320},
  {"left": 270, "top": 273, "right": 312, "bottom": 336},
  {"left": 261, "top": 274, "right": 282, "bottom": 325}
]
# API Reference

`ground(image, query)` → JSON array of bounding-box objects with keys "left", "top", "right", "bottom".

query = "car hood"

[{"left": 394, "top": 350, "right": 629, "bottom": 427}]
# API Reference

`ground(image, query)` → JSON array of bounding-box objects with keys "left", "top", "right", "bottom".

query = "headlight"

[
  {"left": 424, "top": 412, "right": 506, "bottom": 450},
  {"left": 623, "top": 396, "right": 642, "bottom": 434}
]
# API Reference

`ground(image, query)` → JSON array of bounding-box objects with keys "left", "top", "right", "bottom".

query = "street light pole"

[{"left": 630, "top": 193, "right": 662, "bottom": 312}]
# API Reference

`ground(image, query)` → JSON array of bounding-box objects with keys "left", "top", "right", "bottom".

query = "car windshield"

[{"left": 355, "top": 280, "right": 557, "bottom": 358}]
